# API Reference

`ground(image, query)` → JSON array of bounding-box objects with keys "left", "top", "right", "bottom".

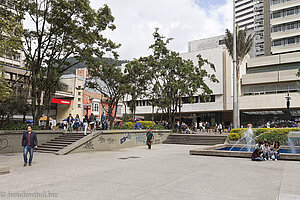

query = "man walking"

[
  {"left": 22, "top": 125, "right": 38, "bottom": 166},
  {"left": 146, "top": 129, "right": 154, "bottom": 149}
]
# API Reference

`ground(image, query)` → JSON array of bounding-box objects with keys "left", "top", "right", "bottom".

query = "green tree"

[
  {"left": 86, "top": 59, "right": 128, "bottom": 129},
  {"left": 124, "top": 59, "right": 150, "bottom": 120},
  {"left": 142, "top": 29, "right": 218, "bottom": 129},
  {"left": 18, "top": 0, "right": 119, "bottom": 125},
  {"left": 0, "top": 0, "right": 23, "bottom": 57}
]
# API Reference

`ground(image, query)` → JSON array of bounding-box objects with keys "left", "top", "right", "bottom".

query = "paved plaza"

[{"left": 0, "top": 144, "right": 300, "bottom": 200}]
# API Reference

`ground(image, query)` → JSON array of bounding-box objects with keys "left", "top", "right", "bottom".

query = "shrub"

[
  {"left": 228, "top": 132, "right": 240, "bottom": 141},
  {"left": 228, "top": 128, "right": 300, "bottom": 145},
  {"left": 0, "top": 123, "right": 44, "bottom": 130},
  {"left": 114, "top": 121, "right": 165, "bottom": 130}
]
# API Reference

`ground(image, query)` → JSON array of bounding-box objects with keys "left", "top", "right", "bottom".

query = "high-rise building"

[
  {"left": 235, "top": 0, "right": 300, "bottom": 57},
  {"left": 235, "top": 0, "right": 271, "bottom": 57},
  {"left": 270, "top": 0, "right": 300, "bottom": 54}
]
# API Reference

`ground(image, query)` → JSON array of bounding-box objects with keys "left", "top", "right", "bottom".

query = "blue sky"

[{"left": 195, "top": 0, "right": 227, "bottom": 8}]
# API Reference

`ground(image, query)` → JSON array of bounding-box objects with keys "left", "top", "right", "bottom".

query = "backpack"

[{"left": 146, "top": 132, "right": 153, "bottom": 140}]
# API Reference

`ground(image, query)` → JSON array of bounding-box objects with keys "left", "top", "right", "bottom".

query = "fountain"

[
  {"left": 230, "top": 124, "right": 255, "bottom": 152},
  {"left": 288, "top": 131, "right": 300, "bottom": 154}
]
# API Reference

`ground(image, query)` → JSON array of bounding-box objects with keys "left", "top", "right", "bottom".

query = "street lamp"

[{"left": 285, "top": 93, "right": 291, "bottom": 121}]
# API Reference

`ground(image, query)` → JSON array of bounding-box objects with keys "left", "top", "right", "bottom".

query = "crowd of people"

[
  {"left": 60, "top": 112, "right": 110, "bottom": 135},
  {"left": 252, "top": 141, "right": 281, "bottom": 161},
  {"left": 173, "top": 121, "right": 227, "bottom": 134}
]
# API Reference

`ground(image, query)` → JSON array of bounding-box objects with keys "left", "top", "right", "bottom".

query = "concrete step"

[
  {"left": 50, "top": 139, "right": 79, "bottom": 142},
  {"left": 46, "top": 141, "right": 74, "bottom": 145},
  {"left": 37, "top": 133, "right": 88, "bottom": 153},
  {"left": 163, "top": 134, "right": 227, "bottom": 145},
  {"left": 38, "top": 145, "right": 65, "bottom": 149}
]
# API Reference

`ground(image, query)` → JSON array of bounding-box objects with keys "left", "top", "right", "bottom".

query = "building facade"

[{"left": 270, "top": 0, "right": 300, "bottom": 54}]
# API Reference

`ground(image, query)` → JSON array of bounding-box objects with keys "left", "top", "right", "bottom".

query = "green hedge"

[
  {"left": 228, "top": 128, "right": 300, "bottom": 144},
  {"left": 0, "top": 123, "right": 44, "bottom": 130},
  {"left": 113, "top": 121, "right": 165, "bottom": 130}
]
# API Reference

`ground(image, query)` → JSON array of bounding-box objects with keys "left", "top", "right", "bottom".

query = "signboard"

[{"left": 51, "top": 98, "right": 71, "bottom": 105}]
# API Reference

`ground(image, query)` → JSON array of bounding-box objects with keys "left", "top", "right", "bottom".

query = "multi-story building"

[
  {"left": 54, "top": 74, "right": 84, "bottom": 122},
  {"left": 129, "top": 36, "right": 239, "bottom": 126},
  {"left": 239, "top": 51, "right": 300, "bottom": 125},
  {"left": 270, "top": 0, "right": 300, "bottom": 54},
  {"left": 235, "top": 0, "right": 300, "bottom": 57},
  {"left": 129, "top": 35, "right": 300, "bottom": 127},
  {"left": 235, "top": 0, "right": 271, "bottom": 57}
]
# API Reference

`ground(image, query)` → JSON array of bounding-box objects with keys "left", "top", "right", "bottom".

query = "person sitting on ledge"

[
  {"left": 271, "top": 141, "right": 281, "bottom": 161},
  {"left": 251, "top": 149, "right": 263, "bottom": 161}
]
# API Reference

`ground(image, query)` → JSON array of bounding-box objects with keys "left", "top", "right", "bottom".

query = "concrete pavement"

[{"left": 0, "top": 144, "right": 299, "bottom": 200}]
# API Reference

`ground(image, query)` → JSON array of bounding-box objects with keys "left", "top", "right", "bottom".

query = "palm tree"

[
  {"left": 224, "top": 27, "right": 254, "bottom": 128},
  {"left": 224, "top": 27, "right": 254, "bottom": 79}
]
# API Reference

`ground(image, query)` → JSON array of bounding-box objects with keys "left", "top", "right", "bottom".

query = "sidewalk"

[{"left": 0, "top": 144, "right": 299, "bottom": 200}]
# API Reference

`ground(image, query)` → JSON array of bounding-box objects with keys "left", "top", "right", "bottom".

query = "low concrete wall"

[
  {"left": 58, "top": 130, "right": 170, "bottom": 155},
  {"left": 0, "top": 130, "right": 64, "bottom": 154}
]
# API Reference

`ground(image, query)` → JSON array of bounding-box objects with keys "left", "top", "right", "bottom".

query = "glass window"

[
  {"left": 272, "top": 11, "right": 281, "bottom": 18},
  {"left": 78, "top": 98, "right": 81, "bottom": 102},
  {"left": 78, "top": 104, "right": 81, "bottom": 108},
  {"left": 277, "top": 83, "right": 289, "bottom": 91},
  {"left": 287, "top": 37, "right": 296, "bottom": 45},
  {"left": 273, "top": 39, "right": 282, "bottom": 46},
  {"left": 286, "top": 8, "right": 295, "bottom": 16},
  {"left": 78, "top": 92, "right": 81, "bottom": 95}
]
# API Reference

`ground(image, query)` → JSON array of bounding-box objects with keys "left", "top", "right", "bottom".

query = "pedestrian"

[
  {"left": 199, "top": 121, "right": 203, "bottom": 132},
  {"left": 89, "top": 113, "right": 96, "bottom": 132},
  {"left": 67, "top": 113, "right": 74, "bottom": 133},
  {"left": 83, "top": 114, "right": 89, "bottom": 135},
  {"left": 193, "top": 121, "right": 197, "bottom": 132},
  {"left": 218, "top": 123, "right": 223, "bottom": 134},
  {"left": 22, "top": 125, "right": 38, "bottom": 166},
  {"left": 205, "top": 122, "right": 210, "bottom": 132},
  {"left": 266, "top": 121, "right": 271, "bottom": 128},
  {"left": 101, "top": 112, "right": 106, "bottom": 130},
  {"left": 146, "top": 129, "right": 154, "bottom": 149},
  {"left": 74, "top": 114, "right": 81, "bottom": 133}
]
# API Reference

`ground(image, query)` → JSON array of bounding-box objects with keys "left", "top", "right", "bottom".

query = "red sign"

[{"left": 51, "top": 98, "right": 71, "bottom": 105}]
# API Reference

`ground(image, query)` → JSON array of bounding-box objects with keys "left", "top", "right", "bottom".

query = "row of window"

[
  {"left": 242, "top": 82, "right": 300, "bottom": 96},
  {"left": 236, "top": 16, "right": 254, "bottom": 25},
  {"left": 271, "top": 0, "right": 295, "bottom": 5},
  {"left": 135, "top": 95, "right": 216, "bottom": 107},
  {"left": 272, "top": 6, "right": 300, "bottom": 19},
  {"left": 235, "top": 5, "right": 253, "bottom": 15},
  {"left": 235, "top": 0, "right": 254, "bottom": 9},
  {"left": 272, "top": 36, "right": 300, "bottom": 47},
  {"left": 272, "top": 20, "right": 300, "bottom": 33},
  {"left": 247, "top": 63, "right": 300, "bottom": 74}
]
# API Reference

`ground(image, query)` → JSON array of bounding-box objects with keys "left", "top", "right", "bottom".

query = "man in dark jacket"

[{"left": 22, "top": 125, "right": 38, "bottom": 166}]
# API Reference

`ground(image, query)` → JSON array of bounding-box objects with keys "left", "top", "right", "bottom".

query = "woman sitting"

[
  {"left": 251, "top": 149, "right": 263, "bottom": 161},
  {"left": 263, "top": 141, "right": 271, "bottom": 160},
  {"left": 271, "top": 141, "right": 281, "bottom": 161}
]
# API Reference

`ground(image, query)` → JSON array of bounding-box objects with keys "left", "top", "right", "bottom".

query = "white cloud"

[{"left": 95, "top": 0, "right": 232, "bottom": 60}]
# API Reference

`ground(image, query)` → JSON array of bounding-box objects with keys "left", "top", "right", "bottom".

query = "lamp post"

[{"left": 285, "top": 93, "right": 291, "bottom": 122}]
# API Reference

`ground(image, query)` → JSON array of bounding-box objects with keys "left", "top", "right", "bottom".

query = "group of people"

[
  {"left": 63, "top": 113, "right": 110, "bottom": 135},
  {"left": 252, "top": 141, "right": 281, "bottom": 161}
]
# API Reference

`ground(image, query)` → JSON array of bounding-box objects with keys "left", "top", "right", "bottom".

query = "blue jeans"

[
  {"left": 23, "top": 146, "right": 34, "bottom": 164},
  {"left": 263, "top": 151, "right": 271, "bottom": 159},
  {"left": 68, "top": 123, "right": 73, "bottom": 132},
  {"left": 252, "top": 157, "right": 263, "bottom": 161}
]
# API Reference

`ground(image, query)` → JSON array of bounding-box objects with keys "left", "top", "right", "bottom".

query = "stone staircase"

[
  {"left": 163, "top": 134, "right": 227, "bottom": 145},
  {"left": 37, "top": 133, "right": 88, "bottom": 153}
]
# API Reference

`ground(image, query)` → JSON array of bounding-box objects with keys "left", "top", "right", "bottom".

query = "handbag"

[{"left": 271, "top": 154, "right": 275, "bottom": 160}]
